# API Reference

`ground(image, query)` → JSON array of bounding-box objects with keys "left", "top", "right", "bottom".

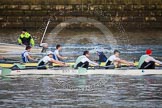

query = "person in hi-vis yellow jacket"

[{"left": 18, "top": 29, "right": 35, "bottom": 47}]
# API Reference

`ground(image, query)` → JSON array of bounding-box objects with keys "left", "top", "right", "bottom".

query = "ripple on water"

[{"left": 0, "top": 75, "right": 162, "bottom": 108}]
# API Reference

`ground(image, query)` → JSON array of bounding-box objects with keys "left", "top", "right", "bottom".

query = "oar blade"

[
  {"left": 1, "top": 68, "right": 12, "bottom": 76},
  {"left": 10, "top": 63, "right": 26, "bottom": 70},
  {"left": 78, "top": 67, "right": 87, "bottom": 73}
]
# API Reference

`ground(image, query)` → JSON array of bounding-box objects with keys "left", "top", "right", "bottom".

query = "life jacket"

[
  {"left": 53, "top": 50, "right": 62, "bottom": 61},
  {"left": 97, "top": 51, "right": 108, "bottom": 62},
  {"left": 20, "top": 32, "right": 31, "bottom": 46},
  {"left": 53, "top": 54, "right": 58, "bottom": 60},
  {"left": 21, "top": 51, "right": 29, "bottom": 63}
]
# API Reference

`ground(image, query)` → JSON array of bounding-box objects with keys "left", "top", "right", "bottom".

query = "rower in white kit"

[
  {"left": 37, "top": 51, "right": 68, "bottom": 69},
  {"left": 105, "top": 50, "right": 134, "bottom": 69},
  {"left": 74, "top": 51, "right": 99, "bottom": 69}
]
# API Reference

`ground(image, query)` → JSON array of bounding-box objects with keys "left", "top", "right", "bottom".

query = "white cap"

[{"left": 47, "top": 51, "right": 53, "bottom": 55}]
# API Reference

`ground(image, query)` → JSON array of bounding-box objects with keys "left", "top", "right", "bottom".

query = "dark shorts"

[
  {"left": 37, "top": 61, "right": 47, "bottom": 69},
  {"left": 140, "top": 61, "right": 155, "bottom": 69},
  {"left": 106, "top": 60, "right": 112, "bottom": 66},
  {"left": 75, "top": 61, "right": 89, "bottom": 69},
  {"left": 105, "top": 60, "right": 115, "bottom": 69}
]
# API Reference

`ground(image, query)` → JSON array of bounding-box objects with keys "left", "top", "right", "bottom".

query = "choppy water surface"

[{"left": 0, "top": 75, "right": 162, "bottom": 108}]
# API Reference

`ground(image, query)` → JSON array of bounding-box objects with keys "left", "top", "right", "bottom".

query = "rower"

[
  {"left": 18, "top": 29, "right": 35, "bottom": 47},
  {"left": 138, "top": 49, "right": 162, "bottom": 69},
  {"left": 105, "top": 50, "right": 134, "bottom": 68},
  {"left": 53, "top": 44, "right": 68, "bottom": 61},
  {"left": 97, "top": 51, "right": 108, "bottom": 62},
  {"left": 37, "top": 51, "right": 68, "bottom": 69},
  {"left": 40, "top": 43, "right": 49, "bottom": 53},
  {"left": 74, "top": 51, "right": 99, "bottom": 69},
  {"left": 21, "top": 46, "right": 35, "bottom": 63}
]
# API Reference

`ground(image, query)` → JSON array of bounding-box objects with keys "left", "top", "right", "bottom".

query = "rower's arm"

[
  {"left": 30, "top": 38, "right": 35, "bottom": 47},
  {"left": 56, "top": 54, "right": 67, "bottom": 60},
  {"left": 151, "top": 57, "right": 162, "bottom": 65},
  {"left": 27, "top": 55, "right": 35, "bottom": 61},
  {"left": 50, "top": 59, "right": 66, "bottom": 66},
  {"left": 116, "top": 59, "right": 133, "bottom": 66},
  {"left": 18, "top": 36, "right": 22, "bottom": 45},
  {"left": 86, "top": 58, "right": 99, "bottom": 66}
]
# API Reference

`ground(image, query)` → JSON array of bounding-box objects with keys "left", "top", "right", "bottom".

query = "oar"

[
  {"left": 40, "top": 19, "right": 50, "bottom": 45},
  {"left": 1, "top": 68, "right": 12, "bottom": 76},
  {"left": 9, "top": 63, "right": 71, "bottom": 70},
  {"left": 4, "top": 58, "right": 19, "bottom": 61},
  {"left": 0, "top": 58, "right": 21, "bottom": 64},
  {"left": 89, "top": 65, "right": 115, "bottom": 69}
]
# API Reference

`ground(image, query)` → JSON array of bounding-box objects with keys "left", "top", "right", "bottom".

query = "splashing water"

[{"left": 45, "top": 17, "right": 117, "bottom": 49}]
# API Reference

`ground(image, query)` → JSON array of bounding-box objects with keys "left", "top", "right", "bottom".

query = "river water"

[{"left": 0, "top": 75, "right": 162, "bottom": 108}]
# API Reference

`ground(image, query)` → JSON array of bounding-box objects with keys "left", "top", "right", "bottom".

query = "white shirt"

[
  {"left": 80, "top": 55, "right": 98, "bottom": 66},
  {"left": 107, "top": 55, "right": 120, "bottom": 63},
  {"left": 38, "top": 56, "right": 53, "bottom": 64},
  {"left": 145, "top": 55, "right": 162, "bottom": 64},
  {"left": 53, "top": 50, "right": 59, "bottom": 60}
]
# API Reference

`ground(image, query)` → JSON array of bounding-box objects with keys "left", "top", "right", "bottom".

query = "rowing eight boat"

[
  {"left": 0, "top": 62, "right": 139, "bottom": 68},
  {"left": 0, "top": 68, "right": 162, "bottom": 76}
]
